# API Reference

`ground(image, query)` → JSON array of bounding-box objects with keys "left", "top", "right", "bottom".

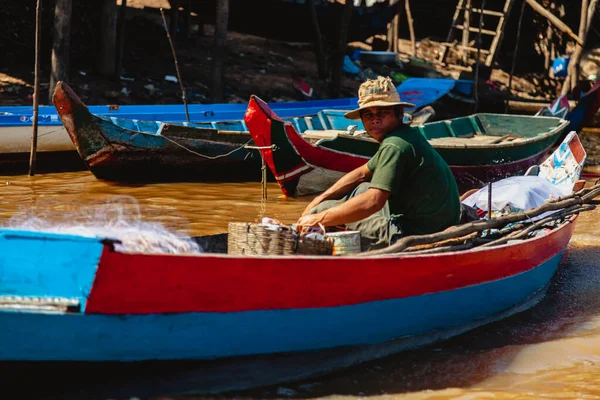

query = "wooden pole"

[
  {"left": 472, "top": 0, "right": 485, "bottom": 113},
  {"left": 389, "top": 0, "right": 399, "bottom": 52},
  {"left": 99, "top": 0, "right": 118, "bottom": 76},
  {"left": 525, "top": 0, "right": 584, "bottom": 46},
  {"left": 405, "top": 0, "right": 415, "bottom": 56},
  {"left": 506, "top": 0, "right": 526, "bottom": 113},
  {"left": 560, "top": 0, "right": 598, "bottom": 96},
  {"left": 570, "top": 0, "right": 589, "bottom": 94},
  {"left": 160, "top": 8, "right": 190, "bottom": 122},
  {"left": 306, "top": 0, "right": 327, "bottom": 79},
  {"left": 330, "top": 0, "right": 353, "bottom": 98},
  {"left": 49, "top": 0, "right": 72, "bottom": 104},
  {"left": 211, "top": 0, "right": 229, "bottom": 102},
  {"left": 115, "top": 0, "right": 127, "bottom": 77},
  {"left": 461, "top": 0, "right": 471, "bottom": 64},
  {"left": 29, "top": 0, "right": 42, "bottom": 177}
]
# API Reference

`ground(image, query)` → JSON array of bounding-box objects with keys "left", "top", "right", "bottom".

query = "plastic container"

[{"left": 325, "top": 231, "right": 361, "bottom": 255}]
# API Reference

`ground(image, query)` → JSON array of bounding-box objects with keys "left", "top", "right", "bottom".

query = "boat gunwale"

[
  {"left": 32, "top": 213, "right": 571, "bottom": 261},
  {"left": 311, "top": 116, "right": 571, "bottom": 150}
]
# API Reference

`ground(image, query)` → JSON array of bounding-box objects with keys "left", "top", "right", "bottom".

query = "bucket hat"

[{"left": 344, "top": 76, "right": 415, "bottom": 120}]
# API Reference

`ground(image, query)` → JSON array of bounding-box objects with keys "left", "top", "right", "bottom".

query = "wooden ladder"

[{"left": 440, "top": 0, "right": 515, "bottom": 67}]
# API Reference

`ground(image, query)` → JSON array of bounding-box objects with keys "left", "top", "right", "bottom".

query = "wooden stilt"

[
  {"left": 560, "top": 0, "right": 597, "bottom": 96},
  {"left": 405, "top": 0, "right": 415, "bottom": 56},
  {"left": 212, "top": 0, "right": 229, "bottom": 102},
  {"left": 49, "top": 0, "right": 72, "bottom": 104},
  {"left": 29, "top": 0, "right": 42, "bottom": 177},
  {"left": 506, "top": 0, "right": 526, "bottom": 113}
]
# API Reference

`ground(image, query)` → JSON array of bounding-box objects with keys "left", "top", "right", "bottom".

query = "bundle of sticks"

[{"left": 361, "top": 181, "right": 600, "bottom": 257}]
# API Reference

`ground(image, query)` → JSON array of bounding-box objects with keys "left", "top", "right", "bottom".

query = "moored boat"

[
  {"left": 244, "top": 95, "right": 570, "bottom": 196},
  {"left": 52, "top": 82, "right": 265, "bottom": 182},
  {"left": 1, "top": 77, "right": 464, "bottom": 171}
]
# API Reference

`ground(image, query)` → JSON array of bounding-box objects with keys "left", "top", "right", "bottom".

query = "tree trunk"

[
  {"left": 307, "top": 0, "right": 327, "bottom": 79},
  {"left": 560, "top": 0, "right": 597, "bottom": 96},
  {"left": 330, "top": 0, "right": 353, "bottom": 98},
  {"left": 99, "top": 0, "right": 118, "bottom": 77},
  {"left": 49, "top": 0, "right": 72, "bottom": 103},
  {"left": 211, "top": 0, "right": 229, "bottom": 102}
]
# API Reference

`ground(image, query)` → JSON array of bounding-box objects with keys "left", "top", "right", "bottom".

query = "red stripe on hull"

[
  {"left": 284, "top": 124, "right": 368, "bottom": 172},
  {"left": 85, "top": 218, "right": 575, "bottom": 315}
]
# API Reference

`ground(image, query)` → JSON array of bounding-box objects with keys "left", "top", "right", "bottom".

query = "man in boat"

[{"left": 296, "top": 76, "right": 462, "bottom": 251}]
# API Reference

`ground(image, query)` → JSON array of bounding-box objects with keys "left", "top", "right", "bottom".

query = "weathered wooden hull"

[
  {"left": 52, "top": 82, "right": 266, "bottom": 182},
  {"left": 0, "top": 209, "right": 576, "bottom": 395},
  {"left": 244, "top": 95, "right": 570, "bottom": 195}
]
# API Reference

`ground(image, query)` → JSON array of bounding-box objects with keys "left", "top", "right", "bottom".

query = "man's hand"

[{"left": 296, "top": 212, "right": 326, "bottom": 232}]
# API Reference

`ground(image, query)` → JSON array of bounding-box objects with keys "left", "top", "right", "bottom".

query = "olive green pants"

[{"left": 306, "top": 183, "right": 403, "bottom": 251}]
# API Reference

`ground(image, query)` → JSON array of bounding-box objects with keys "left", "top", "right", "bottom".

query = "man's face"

[{"left": 360, "top": 106, "right": 403, "bottom": 142}]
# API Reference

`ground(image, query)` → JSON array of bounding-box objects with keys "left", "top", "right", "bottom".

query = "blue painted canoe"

[{"left": 0, "top": 205, "right": 579, "bottom": 395}]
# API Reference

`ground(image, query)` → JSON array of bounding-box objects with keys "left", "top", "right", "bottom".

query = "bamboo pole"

[
  {"left": 525, "top": 0, "right": 584, "bottom": 46},
  {"left": 29, "top": 0, "right": 42, "bottom": 177},
  {"left": 405, "top": 0, "right": 415, "bottom": 56},
  {"left": 160, "top": 7, "right": 190, "bottom": 122}
]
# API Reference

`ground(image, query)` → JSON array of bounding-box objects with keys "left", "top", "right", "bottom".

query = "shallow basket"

[{"left": 228, "top": 222, "right": 334, "bottom": 256}]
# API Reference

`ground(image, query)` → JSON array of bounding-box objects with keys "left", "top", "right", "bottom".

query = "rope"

[{"left": 159, "top": 135, "right": 254, "bottom": 160}]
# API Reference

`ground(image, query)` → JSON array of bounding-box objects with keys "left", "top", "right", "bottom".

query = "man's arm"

[
  {"left": 301, "top": 163, "right": 373, "bottom": 216},
  {"left": 297, "top": 187, "right": 390, "bottom": 229}
]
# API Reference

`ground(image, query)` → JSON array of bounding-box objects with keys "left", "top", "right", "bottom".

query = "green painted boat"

[{"left": 311, "top": 113, "right": 570, "bottom": 190}]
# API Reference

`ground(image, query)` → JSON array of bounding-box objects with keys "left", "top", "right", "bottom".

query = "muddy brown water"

[{"left": 1, "top": 170, "right": 600, "bottom": 400}]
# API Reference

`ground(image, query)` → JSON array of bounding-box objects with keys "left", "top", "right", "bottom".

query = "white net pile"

[{"left": 8, "top": 197, "right": 201, "bottom": 255}]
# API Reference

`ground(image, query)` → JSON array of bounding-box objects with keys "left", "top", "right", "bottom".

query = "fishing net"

[{"left": 7, "top": 196, "right": 201, "bottom": 255}]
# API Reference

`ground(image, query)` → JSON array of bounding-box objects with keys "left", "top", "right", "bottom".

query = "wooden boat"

[
  {"left": 0, "top": 204, "right": 582, "bottom": 397},
  {"left": 244, "top": 95, "right": 570, "bottom": 196},
  {"left": 52, "top": 82, "right": 265, "bottom": 182}
]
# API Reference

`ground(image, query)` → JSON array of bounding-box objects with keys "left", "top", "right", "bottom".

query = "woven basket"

[{"left": 228, "top": 222, "right": 334, "bottom": 256}]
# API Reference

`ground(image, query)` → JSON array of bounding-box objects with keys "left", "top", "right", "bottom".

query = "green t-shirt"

[{"left": 366, "top": 126, "right": 461, "bottom": 235}]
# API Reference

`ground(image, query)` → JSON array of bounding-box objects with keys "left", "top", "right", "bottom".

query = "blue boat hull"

[{"left": 0, "top": 249, "right": 564, "bottom": 361}]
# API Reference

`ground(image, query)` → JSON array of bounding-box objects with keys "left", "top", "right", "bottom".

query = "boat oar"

[{"left": 360, "top": 182, "right": 600, "bottom": 256}]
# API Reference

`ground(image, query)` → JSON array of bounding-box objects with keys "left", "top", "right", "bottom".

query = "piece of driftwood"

[
  {"left": 525, "top": 0, "right": 584, "bottom": 46},
  {"left": 360, "top": 183, "right": 600, "bottom": 256}
]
